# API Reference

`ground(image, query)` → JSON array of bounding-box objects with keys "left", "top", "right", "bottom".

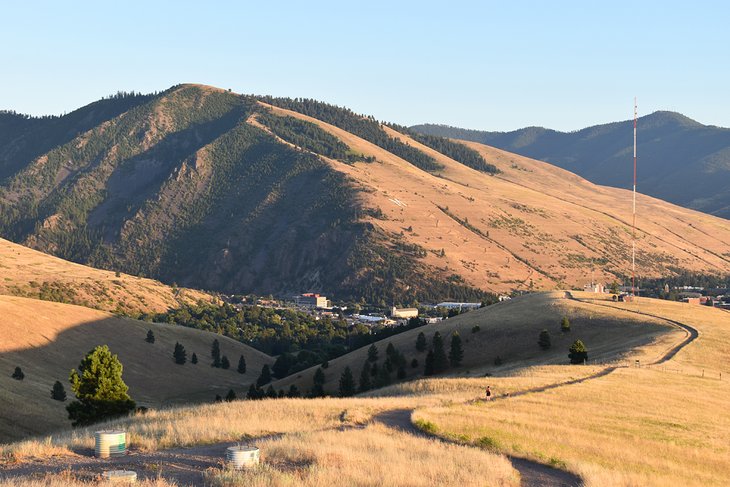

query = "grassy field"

[
  {"left": 0, "top": 237, "right": 213, "bottom": 315},
  {"left": 413, "top": 294, "right": 730, "bottom": 486},
  {"left": 0, "top": 295, "right": 273, "bottom": 443}
]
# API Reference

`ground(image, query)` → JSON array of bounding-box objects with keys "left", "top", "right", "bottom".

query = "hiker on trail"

[{"left": 485, "top": 385, "right": 492, "bottom": 401}]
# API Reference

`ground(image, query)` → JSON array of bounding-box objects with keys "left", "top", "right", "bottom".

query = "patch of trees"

[
  {"left": 388, "top": 123, "right": 499, "bottom": 175},
  {"left": 259, "top": 96, "right": 444, "bottom": 172},
  {"left": 66, "top": 345, "right": 135, "bottom": 426}
]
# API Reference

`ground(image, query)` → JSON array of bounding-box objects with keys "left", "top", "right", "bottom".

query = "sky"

[{"left": 2, "top": 0, "right": 728, "bottom": 131}]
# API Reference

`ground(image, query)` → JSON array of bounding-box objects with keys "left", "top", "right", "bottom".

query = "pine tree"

[
  {"left": 287, "top": 384, "right": 301, "bottom": 398},
  {"left": 215, "top": 394, "right": 223, "bottom": 402},
  {"left": 386, "top": 342, "right": 396, "bottom": 358},
  {"left": 211, "top": 339, "right": 221, "bottom": 368},
  {"left": 370, "top": 362, "right": 379, "bottom": 377},
  {"left": 11, "top": 366, "right": 24, "bottom": 380},
  {"left": 339, "top": 366, "right": 356, "bottom": 397},
  {"left": 247, "top": 384, "right": 261, "bottom": 400},
  {"left": 145, "top": 329, "right": 155, "bottom": 344},
  {"left": 359, "top": 362, "right": 372, "bottom": 392},
  {"left": 272, "top": 353, "right": 291, "bottom": 378},
  {"left": 561, "top": 317, "right": 571, "bottom": 333},
  {"left": 375, "top": 365, "right": 391, "bottom": 388},
  {"left": 311, "top": 367, "right": 326, "bottom": 397},
  {"left": 225, "top": 389, "right": 237, "bottom": 401},
  {"left": 449, "top": 331, "right": 464, "bottom": 367},
  {"left": 538, "top": 329, "right": 551, "bottom": 350},
  {"left": 66, "top": 345, "right": 135, "bottom": 426},
  {"left": 432, "top": 332, "right": 449, "bottom": 373},
  {"left": 367, "top": 344, "right": 379, "bottom": 363},
  {"left": 411, "top": 358, "right": 419, "bottom": 368},
  {"left": 424, "top": 350, "right": 435, "bottom": 376},
  {"left": 221, "top": 355, "right": 230, "bottom": 369},
  {"left": 416, "top": 332, "right": 427, "bottom": 352},
  {"left": 51, "top": 380, "right": 67, "bottom": 401},
  {"left": 397, "top": 364, "right": 407, "bottom": 379},
  {"left": 266, "top": 385, "right": 277, "bottom": 398},
  {"left": 173, "top": 342, "right": 187, "bottom": 364},
  {"left": 191, "top": 353, "right": 198, "bottom": 364},
  {"left": 568, "top": 340, "right": 588, "bottom": 364},
  {"left": 237, "top": 355, "right": 247, "bottom": 374},
  {"left": 257, "top": 364, "right": 272, "bottom": 387}
]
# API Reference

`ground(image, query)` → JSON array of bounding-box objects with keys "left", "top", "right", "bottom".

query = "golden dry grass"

[
  {"left": 0, "top": 476, "right": 174, "bottom": 487},
  {"left": 0, "top": 295, "right": 273, "bottom": 443},
  {"left": 414, "top": 295, "right": 730, "bottom": 486},
  {"left": 255, "top": 103, "right": 730, "bottom": 294},
  {"left": 0, "top": 237, "right": 212, "bottom": 315}
]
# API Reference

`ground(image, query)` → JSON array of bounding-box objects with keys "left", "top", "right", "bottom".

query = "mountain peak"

[{"left": 642, "top": 110, "right": 702, "bottom": 129}]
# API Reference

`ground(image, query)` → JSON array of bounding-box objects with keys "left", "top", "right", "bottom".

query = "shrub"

[
  {"left": 471, "top": 325, "right": 481, "bottom": 333},
  {"left": 494, "top": 356, "right": 503, "bottom": 366},
  {"left": 11, "top": 366, "right": 24, "bottom": 380},
  {"left": 225, "top": 389, "right": 237, "bottom": 402},
  {"left": 538, "top": 329, "right": 551, "bottom": 350},
  {"left": 287, "top": 384, "right": 301, "bottom": 398},
  {"left": 561, "top": 317, "right": 571, "bottom": 333}
]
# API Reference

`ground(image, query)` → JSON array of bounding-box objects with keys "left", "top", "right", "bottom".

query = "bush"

[
  {"left": 225, "top": 389, "right": 237, "bottom": 402},
  {"left": 568, "top": 340, "right": 588, "bottom": 364},
  {"left": 11, "top": 366, "right": 24, "bottom": 380},
  {"left": 538, "top": 329, "right": 551, "bottom": 350},
  {"left": 471, "top": 325, "right": 481, "bottom": 333},
  {"left": 494, "top": 356, "right": 503, "bottom": 366},
  {"left": 561, "top": 317, "right": 571, "bottom": 333},
  {"left": 66, "top": 345, "right": 135, "bottom": 426}
]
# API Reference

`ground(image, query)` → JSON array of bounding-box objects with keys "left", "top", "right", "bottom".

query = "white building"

[
  {"left": 436, "top": 302, "right": 482, "bottom": 310},
  {"left": 584, "top": 282, "right": 605, "bottom": 293},
  {"left": 390, "top": 306, "right": 419, "bottom": 319}
]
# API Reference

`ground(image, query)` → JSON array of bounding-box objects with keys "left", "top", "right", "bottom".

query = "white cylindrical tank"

[
  {"left": 95, "top": 430, "right": 126, "bottom": 458},
  {"left": 226, "top": 445, "right": 260, "bottom": 469}
]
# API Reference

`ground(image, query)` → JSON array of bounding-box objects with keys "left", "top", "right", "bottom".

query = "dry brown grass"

[
  {"left": 414, "top": 294, "right": 730, "bottom": 486},
  {"left": 0, "top": 295, "right": 273, "bottom": 443},
  {"left": 0, "top": 475, "right": 174, "bottom": 487},
  {"left": 0, "top": 237, "right": 212, "bottom": 315}
]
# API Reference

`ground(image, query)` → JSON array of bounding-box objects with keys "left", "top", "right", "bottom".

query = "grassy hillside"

[
  {"left": 0, "top": 237, "right": 212, "bottom": 315},
  {"left": 412, "top": 112, "right": 730, "bottom": 218},
  {"left": 0, "top": 295, "right": 273, "bottom": 443}
]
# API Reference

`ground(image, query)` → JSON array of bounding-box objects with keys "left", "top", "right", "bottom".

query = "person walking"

[{"left": 485, "top": 385, "right": 492, "bottom": 401}]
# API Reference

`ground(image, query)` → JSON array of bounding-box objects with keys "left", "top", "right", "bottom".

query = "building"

[
  {"left": 435, "top": 302, "right": 482, "bottom": 310},
  {"left": 584, "top": 282, "right": 605, "bottom": 293},
  {"left": 390, "top": 306, "right": 418, "bottom": 319},
  {"left": 295, "top": 293, "right": 331, "bottom": 309}
]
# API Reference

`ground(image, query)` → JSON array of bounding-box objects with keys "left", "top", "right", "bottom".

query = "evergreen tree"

[
  {"left": 145, "top": 329, "right": 155, "bottom": 344},
  {"left": 538, "top": 329, "right": 551, "bottom": 350},
  {"left": 272, "top": 353, "right": 291, "bottom": 378},
  {"left": 561, "top": 317, "right": 571, "bottom": 333},
  {"left": 51, "top": 380, "right": 67, "bottom": 401},
  {"left": 411, "top": 358, "right": 419, "bottom": 368},
  {"left": 247, "top": 384, "right": 261, "bottom": 400},
  {"left": 173, "top": 342, "right": 187, "bottom": 364},
  {"left": 66, "top": 345, "right": 136, "bottom": 426},
  {"left": 568, "top": 340, "right": 588, "bottom": 364},
  {"left": 432, "top": 332, "right": 449, "bottom": 373},
  {"left": 375, "top": 365, "right": 391, "bottom": 388},
  {"left": 396, "top": 364, "right": 407, "bottom": 380},
  {"left": 416, "top": 332, "right": 427, "bottom": 352},
  {"left": 287, "top": 384, "right": 301, "bottom": 398},
  {"left": 386, "top": 342, "right": 396, "bottom": 358},
  {"left": 367, "top": 344, "right": 379, "bottom": 363},
  {"left": 225, "top": 389, "right": 237, "bottom": 401},
  {"left": 221, "top": 355, "right": 230, "bottom": 369},
  {"left": 384, "top": 355, "right": 394, "bottom": 373},
  {"left": 449, "top": 332, "right": 464, "bottom": 367},
  {"left": 266, "top": 385, "right": 277, "bottom": 398},
  {"left": 370, "top": 362, "right": 379, "bottom": 377},
  {"left": 215, "top": 394, "right": 223, "bottom": 402},
  {"left": 339, "top": 366, "right": 356, "bottom": 397},
  {"left": 257, "top": 364, "right": 272, "bottom": 387},
  {"left": 424, "top": 350, "right": 435, "bottom": 376},
  {"left": 11, "top": 366, "right": 24, "bottom": 380},
  {"left": 359, "top": 362, "right": 372, "bottom": 392},
  {"left": 237, "top": 355, "right": 247, "bottom": 374},
  {"left": 211, "top": 339, "right": 221, "bottom": 368},
  {"left": 311, "top": 367, "right": 326, "bottom": 397},
  {"left": 191, "top": 352, "right": 198, "bottom": 364}
]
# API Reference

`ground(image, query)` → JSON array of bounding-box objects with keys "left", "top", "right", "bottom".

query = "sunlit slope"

[
  {"left": 0, "top": 237, "right": 213, "bottom": 315},
  {"left": 259, "top": 103, "right": 730, "bottom": 294},
  {"left": 272, "top": 292, "right": 682, "bottom": 394},
  {"left": 0, "top": 295, "right": 273, "bottom": 442}
]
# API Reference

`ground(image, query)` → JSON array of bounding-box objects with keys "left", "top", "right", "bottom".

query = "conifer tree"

[
  {"left": 339, "top": 366, "right": 356, "bottom": 397},
  {"left": 561, "top": 317, "right": 571, "bottom": 333},
  {"left": 225, "top": 389, "right": 237, "bottom": 402},
  {"left": 237, "top": 355, "right": 247, "bottom": 374},
  {"left": 11, "top": 366, "right": 24, "bottom": 380},
  {"left": 51, "top": 380, "right": 67, "bottom": 401},
  {"left": 538, "top": 329, "right": 551, "bottom": 350},
  {"left": 311, "top": 367, "right": 326, "bottom": 397},
  {"left": 247, "top": 384, "right": 260, "bottom": 400},
  {"left": 359, "top": 362, "right": 372, "bottom": 392},
  {"left": 411, "top": 358, "right": 419, "bottom": 368},
  {"left": 145, "top": 329, "right": 155, "bottom": 344},
  {"left": 568, "top": 340, "right": 588, "bottom": 364},
  {"left": 386, "top": 342, "right": 396, "bottom": 358},
  {"left": 397, "top": 364, "right": 407, "bottom": 380},
  {"left": 287, "top": 384, "right": 301, "bottom": 398},
  {"left": 211, "top": 339, "right": 221, "bottom": 368},
  {"left": 215, "top": 394, "right": 223, "bottom": 402},
  {"left": 257, "top": 364, "right": 272, "bottom": 387},
  {"left": 416, "top": 332, "right": 427, "bottom": 352},
  {"left": 221, "top": 355, "right": 230, "bottom": 369},
  {"left": 449, "top": 331, "right": 464, "bottom": 367},
  {"left": 266, "top": 385, "right": 277, "bottom": 398},
  {"left": 367, "top": 344, "right": 379, "bottom": 363},
  {"left": 191, "top": 352, "right": 198, "bottom": 364},
  {"left": 424, "top": 350, "right": 435, "bottom": 376},
  {"left": 432, "top": 332, "right": 449, "bottom": 373},
  {"left": 173, "top": 342, "right": 187, "bottom": 364},
  {"left": 375, "top": 365, "right": 391, "bottom": 388},
  {"left": 67, "top": 345, "right": 135, "bottom": 426}
]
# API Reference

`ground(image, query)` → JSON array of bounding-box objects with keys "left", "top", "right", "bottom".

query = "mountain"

[
  {"left": 0, "top": 294, "right": 273, "bottom": 442},
  {"left": 1, "top": 85, "right": 729, "bottom": 301},
  {"left": 412, "top": 112, "right": 730, "bottom": 218}
]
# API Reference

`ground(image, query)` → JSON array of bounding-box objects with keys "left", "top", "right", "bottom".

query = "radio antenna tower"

[{"left": 632, "top": 98, "right": 637, "bottom": 296}]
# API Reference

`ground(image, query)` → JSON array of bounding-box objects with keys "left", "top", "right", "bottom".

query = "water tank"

[
  {"left": 226, "top": 445, "right": 260, "bottom": 469},
  {"left": 95, "top": 430, "right": 126, "bottom": 458},
  {"left": 101, "top": 470, "right": 137, "bottom": 483}
]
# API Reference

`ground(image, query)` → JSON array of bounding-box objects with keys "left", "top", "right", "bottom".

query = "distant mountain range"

[
  {"left": 1, "top": 86, "right": 729, "bottom": 303},
  {"left": 412, "top": 112, "right": 730, "bottom": 219}
]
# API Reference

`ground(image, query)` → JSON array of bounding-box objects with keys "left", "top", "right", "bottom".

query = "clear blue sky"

[{"left": 2, "top": 0, "right": 728, "bottom": 131}]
